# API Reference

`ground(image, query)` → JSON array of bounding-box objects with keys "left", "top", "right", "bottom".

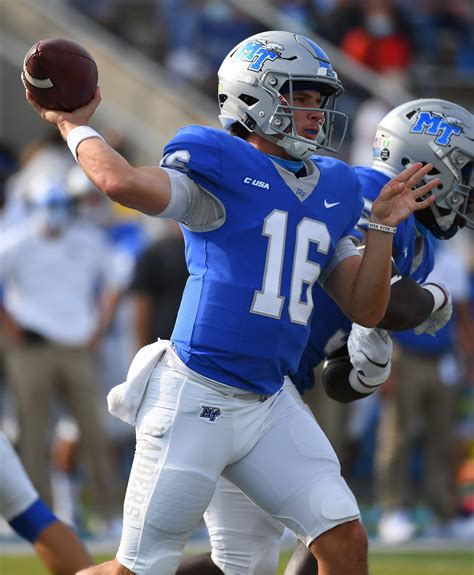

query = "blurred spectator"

[
  {"left": 0, "top": 175, "right": 122, "bottom": 531},
  {"left": 398, "top": 0, "right": 474, "bottom": 74},
  {"left": 272, "top": 0, "right": 313, "bottom": 26},
  {"left": 375, "top": 241, "right": 474, "bottom": 543},
  {"left": 160, "top": 0, "right": 208, "bottom": 82},
  {"left": 51, "top": 165, "right": 144, "bottom": 530},
  {"left": 340, "top": 0, "right": 413, "bottom": 73},
  {"left": 67, "top": 163, "right": 147, "bottom": 391},
  {"left": 199, "top": 3, "right": 262, "bottom": 77},
  {"left": 131, "top": 220, "right": 188, "bottom": 347},
  {"left": 1, "top": 131, "right": 73, "bottom": 230},
  {"left": 164, "top": 2, "right": 262, "bottom": 96},
  {"left": 315, "top": 0, "right": 362, "bottom": 46},
  {"left": 62, "top": 0, "right": 472, "bottom": 117},
  {"left": 1, "top": 138, "right": 47, "bottom": 437}
]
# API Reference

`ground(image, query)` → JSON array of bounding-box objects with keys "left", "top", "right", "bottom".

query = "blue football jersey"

[
  {"left": 161, "top": 126, "right": 363, "bottom": 394},
  {"left": 292, "top": 165, "right": 436, "bottom": 394}
]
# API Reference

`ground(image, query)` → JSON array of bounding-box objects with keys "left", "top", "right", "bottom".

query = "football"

[{"left": 22, "top": 38, "right": 98, "bottom": 112}]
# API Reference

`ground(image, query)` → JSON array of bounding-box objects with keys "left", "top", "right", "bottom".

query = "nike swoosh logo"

[
  {"left": 361, "top": 350, "right": 389, "bottom": 369},
  {"left": 324, "top": 200, "right": 340, "bottom": 208}
]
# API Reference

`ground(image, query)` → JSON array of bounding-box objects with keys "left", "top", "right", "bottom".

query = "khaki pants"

[
  {"left": 375, "top": 348, "right": 457, "bottom": 520},
  {"left": 5, "top": 339, "right": 115, "bottom": 519}
]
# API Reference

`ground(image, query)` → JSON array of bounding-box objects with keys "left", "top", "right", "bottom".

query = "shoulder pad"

[{"left": 162, "top": 126, "right": 223, "bottom": 184}]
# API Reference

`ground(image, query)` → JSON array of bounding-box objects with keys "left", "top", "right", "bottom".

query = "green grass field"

[{"left": 1, "top": 549, "right": 473, "bottom": 575}]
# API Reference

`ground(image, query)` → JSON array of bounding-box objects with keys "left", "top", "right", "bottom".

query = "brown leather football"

[{"left": 22, "top": 38, "right": 98, "bottom": 112}]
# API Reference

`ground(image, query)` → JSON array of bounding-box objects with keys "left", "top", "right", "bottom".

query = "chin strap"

[
  {"left": 279, "top": 135, "right": 316, "bottom": 160},
  {"left": 255, "top": 128, "right": 316, "bottom": 160}
]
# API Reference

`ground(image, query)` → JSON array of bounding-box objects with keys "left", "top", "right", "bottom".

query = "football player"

[
  {"left": 0, "top": 431, "right": 92, "bottom": 574},
  {"left": 177, "top": 98, "right": 473, "bottom": 575},
  {"left": 285, "top": 96, "right": 473, "bottom": 575},
  {"left": 297, "top": 98, "right": 473, "bottom": 404},
  {"left": 27, "top": 30, "right": 439, "bottom": 575}
]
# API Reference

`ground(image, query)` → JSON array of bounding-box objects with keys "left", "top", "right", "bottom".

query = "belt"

[
  {"left": 228, "top": 391, "right": 274, "bottom": 402},
  {"left": 166, "top": 345, "right": 276, "bottom": 402},
  {"left": 210, "top": 382, "right": 275, "bottom": 402}
]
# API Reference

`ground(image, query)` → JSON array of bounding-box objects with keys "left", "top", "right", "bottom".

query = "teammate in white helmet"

[{"left": 27, "top": 30, "right": 439, "bottom": 575}]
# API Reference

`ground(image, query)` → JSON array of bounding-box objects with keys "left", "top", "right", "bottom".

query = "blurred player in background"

[
  {"left": 48, "top": 165, "right": 135, "bottom": 534},
  {"left": 176, "top": 99, "right": 474, "bottom": 575},
  {"left": 27, "top": 30, "right": 439, "bottom": 575},
  {"left": 0, "top": 176, "right": 122, "bottom": 531},
  {"left": 0, "top": 431, "right": 92, "bottom": 574}
]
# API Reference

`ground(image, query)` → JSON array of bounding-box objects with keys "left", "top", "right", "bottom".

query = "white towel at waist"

[{"left": 107, "top": 339, "right": 169, "bottom": 425}]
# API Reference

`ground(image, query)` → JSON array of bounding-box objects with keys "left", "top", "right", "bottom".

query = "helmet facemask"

[
  {"left": 444, "top": 157, "right": 473, "bottom": 231},
  {"left": 261, "top": 75, "right": 349, "bottom": 159},
  {"left": 415, "top": 145, "right": 474, "bottom": 239}
]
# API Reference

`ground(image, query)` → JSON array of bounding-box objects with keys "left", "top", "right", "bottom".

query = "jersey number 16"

[{"left": 251, "top": 209, "right": 331, "bottom": 326}]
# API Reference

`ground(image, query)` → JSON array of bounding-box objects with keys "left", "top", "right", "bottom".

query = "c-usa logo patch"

[{"left": 199, "top": 405, "right": 223, "bottom": 423}]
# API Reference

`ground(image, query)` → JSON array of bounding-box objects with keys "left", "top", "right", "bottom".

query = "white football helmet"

[
  {"left": 27, "top": 174, "right": 72, "bottom": 231},
  {"left": 217, "top": 30, "right": 347, "bottom": 160},
  {"left": 372, "top": 98, "right": 474, "bottom": 238}
]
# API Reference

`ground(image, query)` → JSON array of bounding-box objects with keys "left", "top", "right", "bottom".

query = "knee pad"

[
  {"left": 146, "top": 469, "right": 216, "bottom": 533},
  {"left": 276, "top": 474, "right": 360, "bottom": 548},
  {"left": 120, "top": 468, "right": 216, "bottom": 574},
  {"left": 309, "top": 475, "right": 360, "bottom": 529}
]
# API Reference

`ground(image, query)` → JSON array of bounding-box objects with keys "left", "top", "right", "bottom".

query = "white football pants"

[{"left": 117, "top": 346, "right": 359, "bottom": 574}]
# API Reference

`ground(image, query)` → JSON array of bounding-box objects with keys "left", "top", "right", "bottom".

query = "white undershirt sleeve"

[
  {"left": 319, "top": 237, "right": 360, "bottom": 286},
  {"left": 154, "top": 168, "right": 225, "bottom": 231}
]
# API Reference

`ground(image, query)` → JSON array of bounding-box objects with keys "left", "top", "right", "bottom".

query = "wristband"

[
  {"left": 367, "top": 222, "right": 397, "bottom": 234},
  {"left": 423, "top": 283, "right": 448, "bottom": 311},
  {"left": 67, "top": 126, "right": 105, "bottom": 162}
]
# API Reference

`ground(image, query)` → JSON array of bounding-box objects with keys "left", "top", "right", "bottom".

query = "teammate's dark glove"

[
  {"left": 322, "top": 324, "right": 392, "bottom": 403},
  {"left": 321, "top": 349, "right": 359, "bottom": 403}
]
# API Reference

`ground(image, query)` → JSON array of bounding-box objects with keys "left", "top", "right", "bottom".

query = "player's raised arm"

[
  {"left": 25, "top": 87, "right": 172, "bottom": 216},
  {"left": 325, "top": 162, "right": 439, "bottom": 327}
]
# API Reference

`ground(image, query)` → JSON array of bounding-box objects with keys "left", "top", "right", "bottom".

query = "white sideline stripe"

[{"left": 22, "top": 68, "right": 53, "bottom": 88}]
